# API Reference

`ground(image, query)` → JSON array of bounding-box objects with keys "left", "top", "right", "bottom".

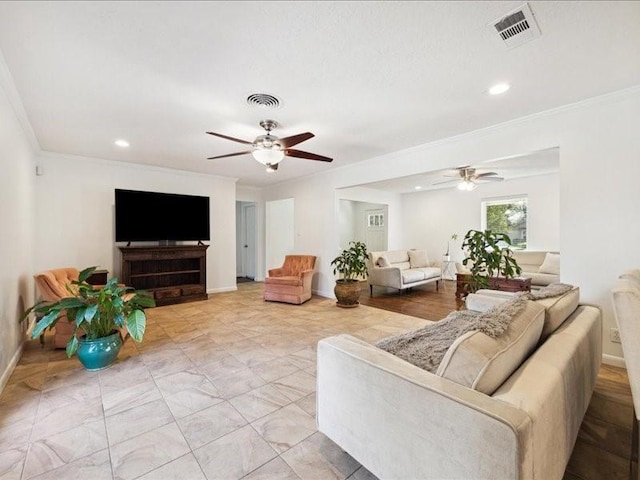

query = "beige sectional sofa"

[
  {"left": 456, "top": 251, "right": 561, "bottom": 287},
  {"left": 513, "top": 251, "right": 560, "bottom": 286},
  {"left": 317, "top": 287, "right": 601, "bottom": 479},
  {"left": 366, "top": 249, "right": 442, "bottom": 295},
  {"left": 611, "top": 269, "right": 640, "bottom": 478}
]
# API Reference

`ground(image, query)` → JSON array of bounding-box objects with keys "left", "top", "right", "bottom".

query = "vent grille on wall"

[{"left": 491, "top": 3, "right": 541, "bottom": 49}]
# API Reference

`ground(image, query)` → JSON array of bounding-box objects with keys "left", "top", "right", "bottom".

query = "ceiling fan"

[
  {"left": 434, "top": 166, "right": 504, "bottom": 191},
  {"left": 206, "top": 120, "right": 332, "bottom": 172}
]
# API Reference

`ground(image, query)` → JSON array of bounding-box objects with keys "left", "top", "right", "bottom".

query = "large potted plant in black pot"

[
  {"left": 461, "top": 229, "right": 522, "bottom": 294},
  {"left": 23, "top": 266, "right": 155, "bottom": 370},
  {"left": 330, "top": 241, "right": 368, "bottom": 308}
]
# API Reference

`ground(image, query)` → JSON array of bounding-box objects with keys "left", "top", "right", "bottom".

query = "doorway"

[
  {"left": 236, "top": 201, "right": 257, "bottom": 282},
  {"left": 338, "top": 199, "right": 388, "bottom": 252}
]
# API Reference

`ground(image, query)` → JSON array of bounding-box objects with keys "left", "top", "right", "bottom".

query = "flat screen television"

[{"left": 115, "top": 189, "right": 210, "bottom": 242}]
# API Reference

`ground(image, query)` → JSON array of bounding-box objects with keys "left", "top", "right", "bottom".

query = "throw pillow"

[
  {"left": 535, "top": 287, "right": 580, "bottom": 342},
  {"left": 408, "top": 250, "right": 429, "bottom": 268},
  {"left": 436, "top": 300, "right": 545, "bottom": 395},
  {"left": 475, "top": 285, "right": 579, "bottom": 343},
  {"left": 538, "top": 253, "right": 561, "bottom": 275},
  {"left": 377, "top": 255, "right": 390, "bottom": 267}
]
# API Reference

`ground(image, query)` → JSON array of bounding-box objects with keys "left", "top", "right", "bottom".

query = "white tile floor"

[{"left": 0, "top": 283, "right": 427, "bottom": 479}]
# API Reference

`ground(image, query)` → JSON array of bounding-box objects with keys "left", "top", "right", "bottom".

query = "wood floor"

[{"left": 360, "top": 280, "right": 634, "bottom": 480}]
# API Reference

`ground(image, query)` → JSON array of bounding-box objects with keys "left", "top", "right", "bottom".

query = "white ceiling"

[
  {"left": 357, "top": 148, "right": 559, "bottom": 194},
  {"left": 0, "top": 1, "right": 638, "bottom": 187}
]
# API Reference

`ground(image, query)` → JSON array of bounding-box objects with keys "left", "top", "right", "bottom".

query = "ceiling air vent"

[
  {"left": 491, "top": 3, "right": 541, "bottom": 49},
  {"left": 246, "top": 93, "right": 282, "bottom": 109}
]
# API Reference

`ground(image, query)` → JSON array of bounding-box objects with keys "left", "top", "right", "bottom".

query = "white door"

[
  {"left": 365, "top": 209, "right": 387, "bottom": 252},
  {"left": 243, "top": 204, "right": 256, "bottom": 279}
]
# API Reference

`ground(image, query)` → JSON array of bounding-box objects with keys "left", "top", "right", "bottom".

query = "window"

[
  {"left": 481, "top": 197, "right": 528, "bottom": 249},
  {"left": 367, "top": 212, "right": 384, "bottom": 228}
]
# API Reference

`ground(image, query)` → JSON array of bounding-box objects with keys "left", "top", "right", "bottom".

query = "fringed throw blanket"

[
  {"left": 376, "top": 282, "right": 575, "bottom": 373},
  {"left": 376, "top": 295, "right": 530, "bottom": 373},
  {"left": 526, "top": 282, "right": 573, "bottom": 300}
]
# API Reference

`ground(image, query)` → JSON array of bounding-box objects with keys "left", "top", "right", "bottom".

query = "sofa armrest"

[
  {"left": 317, "top": 335, "right": 533, "bottom": 480},
  {"left": 367, "top": 266, "right": 403, "bottom": 289}
]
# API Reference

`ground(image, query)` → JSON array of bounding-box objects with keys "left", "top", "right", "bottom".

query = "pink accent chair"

[
  {"left": 34, "top": 267, "right": 83, "bottom": 348},
  {"left": 34, "top": 267, "right": 128, "bottom": 348},
  {"left": 264, "top": 255, "right": 317, "bottom": 305}
]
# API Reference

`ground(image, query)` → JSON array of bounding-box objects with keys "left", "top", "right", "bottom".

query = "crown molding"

[
  {"left": 343, "top": 84, "right": 640, "bottom": 169},
  {"left": 0, "top": 49, "right": 40, "bottom": 152},
  {"left": 38, "top": 150, "right": 239, "bottom": 183}
]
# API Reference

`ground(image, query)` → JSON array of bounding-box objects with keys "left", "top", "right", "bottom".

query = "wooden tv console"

[{"left": 119, "top": 245, "right": 209, "bottom": 306}]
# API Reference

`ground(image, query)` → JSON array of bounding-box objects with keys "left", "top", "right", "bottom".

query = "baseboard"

[
  {"left": 207, "top": 286, "right": 238, "bottom": 294},
  {"left": 602, "top": 354, "right": 626, "bottom": 369},
  {"left": 0, "top": 343, "right": 23, "bottom": 395},
  {"left": 313, "top": 289, "right": 334, "bottom": 299}
]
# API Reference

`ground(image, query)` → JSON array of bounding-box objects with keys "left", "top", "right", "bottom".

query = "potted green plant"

[
  {"left": 330, "top": 241, "right": 368, "bottom": 308},
  {"left": 22, "top": 266, "right": 155, "bottom": 370},
  {"left": 461, "top": 229, "right": 522, "bottom": 293}
]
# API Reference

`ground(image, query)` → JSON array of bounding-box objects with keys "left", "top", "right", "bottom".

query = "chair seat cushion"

[{"left": 265, "top": 276, "right": 303, "bottom": 286}]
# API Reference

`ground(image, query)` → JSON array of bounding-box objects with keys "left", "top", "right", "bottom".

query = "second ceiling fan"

[
  {"left": 434, "top": 166, "right": 504, "bottom": 191},
  {"left": 206, "top": 120, "right": 332, "bottom": 172}
]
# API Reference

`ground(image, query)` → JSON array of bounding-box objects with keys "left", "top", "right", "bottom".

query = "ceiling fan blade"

[
  {"left": 279, "top": 132, "right": 314, "bottom": 148},
  {"left": 206, "top": 132, "right": 254, "bottom": 146},
  {"left": 432, "top": 179, "right": 459, "bottom": 185},
  {"left": 477, "top": 176, "right": 504, "bottom": 182},
  {"left": 475, "top": 172, "right": 498, "bottom": 178},
  {"left": 285, "top": 149, "right": 333, "bottom": 162},
  {"left": 206, "top": 151, "right": 253, "bottom": 160}
]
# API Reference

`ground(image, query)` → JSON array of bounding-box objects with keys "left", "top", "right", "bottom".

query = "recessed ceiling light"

[
  {"left": 489, "top": 83, "right": 510, "bottom": 95},
  {"left": 114, "top": 139, "right": 130, "bottom": 148},
  {"left": 414, "top": 186, "right": 422, "bottom": 190}
]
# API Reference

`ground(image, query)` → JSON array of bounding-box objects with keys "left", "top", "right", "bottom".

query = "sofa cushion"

[
  {"left": 402, "top": 269, "right": 425, "bottom": 284},
  {"left": 437, "top": 301, "right": 545, "bottom": 395},
  {"left": 415, "top": 267, "right": 441, "bottom": 280},
  {"left": 377, "top": 255, "right": 390, "bottom": 267},
  {"left": 536, "top": 287, "right": 580, "bottom": 341},
  {"left": 465, "top": 293, "right": 508, "bottom": 313},
  {"left": 474, "top": 286, "right": 580, "bottom": 343},
  {"left": 408, "top": 250, "right": 429, "bottom": 268},
  {"left": 539, "top": 253, "right": 561, "bottom": 275},
  {"left": 521, "top": 271, "right": 560, "bottom": 286},
  {"left": 620, "top": 269, "right": 640, "bottom": 288},
  {"left": 385, "top": 250, "right": 410, "bottom": 264}
]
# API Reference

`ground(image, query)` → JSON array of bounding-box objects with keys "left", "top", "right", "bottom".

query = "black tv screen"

[{"left": 115, "top": 189, "right": 210, "bottom": 242}]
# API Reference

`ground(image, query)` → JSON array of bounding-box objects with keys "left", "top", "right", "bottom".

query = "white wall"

[
  {"left": 0, "top": 80, "right": 35, "bottom": 390},
  {"left": 265, "top": 198, "right": 294, "bottom": 272},
  {"left": 262, "top": 86, "right": 640, "bottom": 358},
  {"left": 34, "top": 153, "right": 238, "bottom": 294},
  {"left": 403, "top": 173, "right": 560, "bottom": 265},
  {"left": 338, "top": 199, "right": 357, "bottom": 250}
]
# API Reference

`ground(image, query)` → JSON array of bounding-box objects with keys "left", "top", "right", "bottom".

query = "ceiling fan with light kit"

[
  {"left": 433, "top": 166, "right": 504, "bottom": 191},
  {"left": 206, "top": 120, "right": 332, "bottom": 172}
]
